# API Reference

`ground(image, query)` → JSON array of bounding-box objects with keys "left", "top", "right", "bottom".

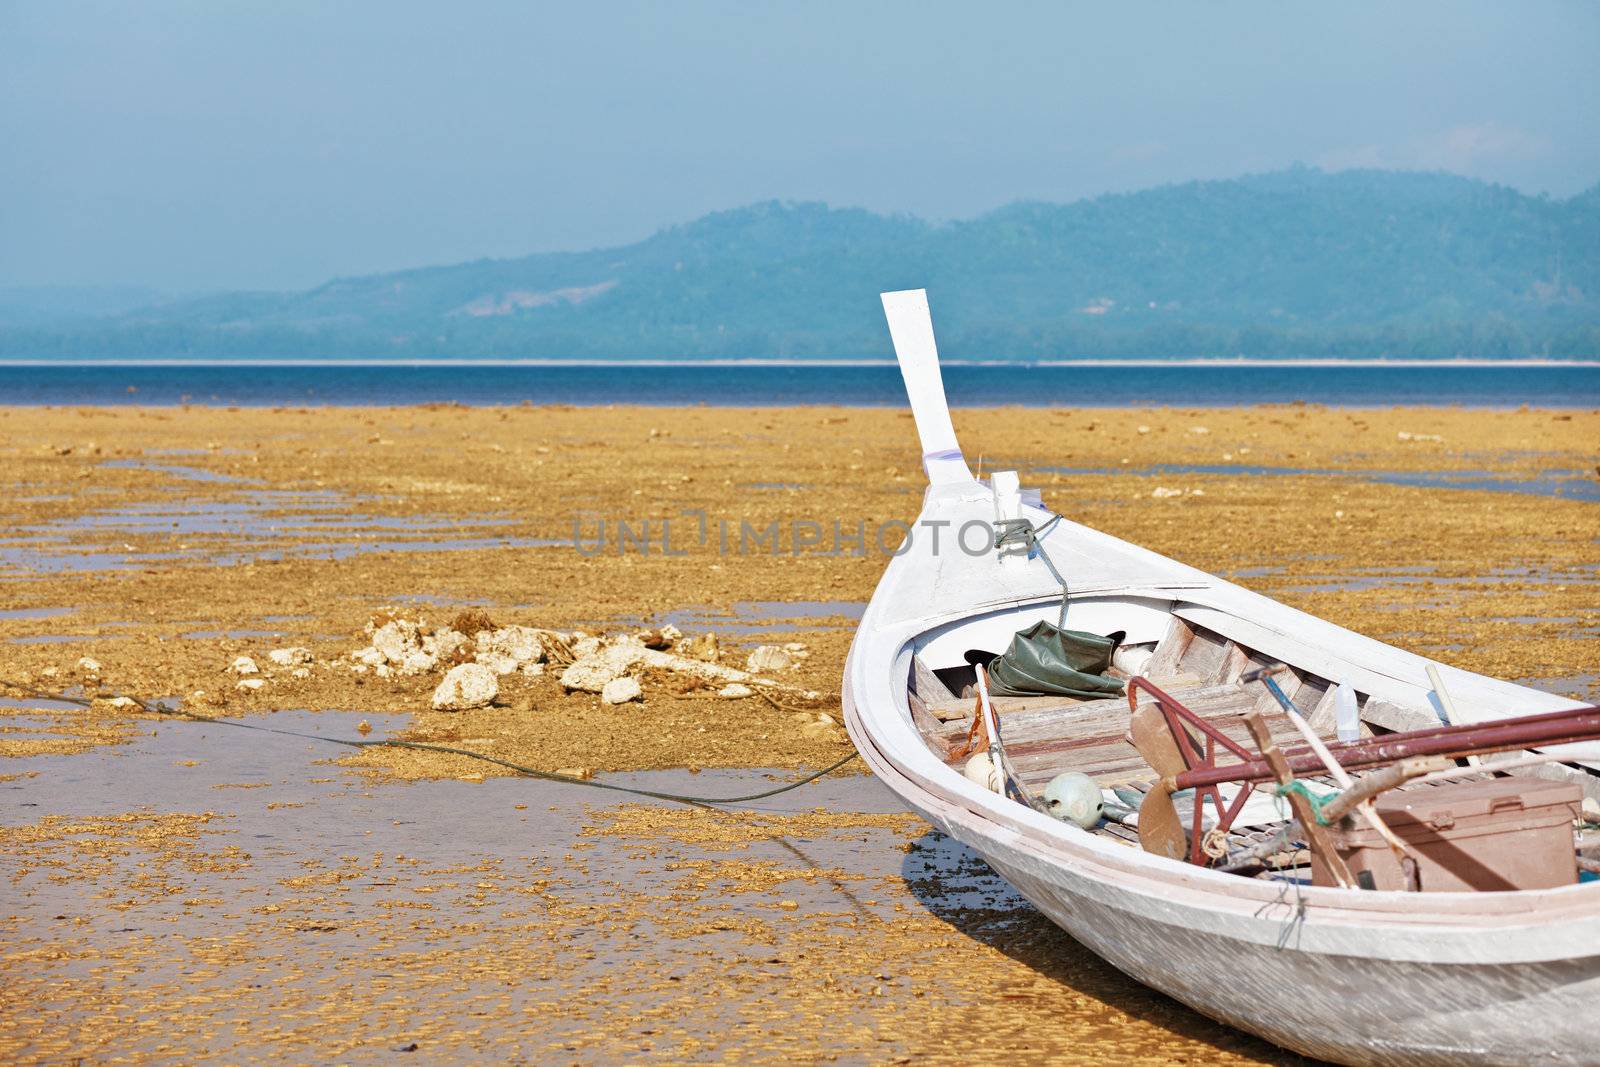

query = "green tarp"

[{"left": 984, "top": 622, "right": 1125, "bottom": 700}]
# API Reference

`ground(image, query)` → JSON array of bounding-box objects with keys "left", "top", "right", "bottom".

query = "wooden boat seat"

[
  {"left": 912, "top": 619, "right": 1345, "bottom": 792},
  {"left": 933, "top": 680, "right": 1337, "bottom": 791}
]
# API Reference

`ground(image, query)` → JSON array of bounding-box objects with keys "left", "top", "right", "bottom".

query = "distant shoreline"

[
  {"left": 2, "top": 358, "right": 1599, "bottom": 369},
  {"left": 3, "top": 360, "right": 1596, "bottom": 408}
]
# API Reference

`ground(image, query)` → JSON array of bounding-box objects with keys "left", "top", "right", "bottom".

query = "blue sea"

[{"left": 0, "top": 360, "right": 1596, "bottom": 407}]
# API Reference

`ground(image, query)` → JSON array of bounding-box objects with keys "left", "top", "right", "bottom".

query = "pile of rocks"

[
  {"left": 218, "top": 610, "right": 816, "bottom": 715},
  {"left": 228, "top": 650, "right": 313, "bottom": 693},
  {"left": 554, "top": 627, "right": 815, "bottom": 708},
  {"left": 350, "top": 616, "right": 547, "bottom": 681},
  {"left": 346, "top": 615, "right": 551, "bottom": 711}
]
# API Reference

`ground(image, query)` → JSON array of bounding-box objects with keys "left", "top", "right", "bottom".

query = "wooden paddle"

[
  {"left": 1244, "top": 710, "right": 1356, "bottom": 888},
  {"left": 1129, "top": 701, "right": 1188, "bottom": 860}
]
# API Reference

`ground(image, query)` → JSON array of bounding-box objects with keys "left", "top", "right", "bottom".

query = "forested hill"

[{"left": 8, "top": 168, "right": 1598, "bottom": 360}]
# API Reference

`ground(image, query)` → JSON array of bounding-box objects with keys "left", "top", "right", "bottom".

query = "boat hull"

[{"left": 886, "top": 778, "right": 1600, "bottom": 1067}]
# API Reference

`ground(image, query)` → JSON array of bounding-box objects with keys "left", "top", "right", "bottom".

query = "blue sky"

[{"left": 3, "top": 1, "right": 1597, "bottom": 290}]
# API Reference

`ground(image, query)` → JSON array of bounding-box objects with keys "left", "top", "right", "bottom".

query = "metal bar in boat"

[{"left": 1173, "top": 703, "right": 1600, "bottom": 791}]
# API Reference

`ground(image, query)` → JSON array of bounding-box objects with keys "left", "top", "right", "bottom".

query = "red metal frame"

[
  {"left": 1126, "top": 677, "right": 1265, "bottom": 864},
  {"left": 1127, "top": 675, "right": 1600, "bottom": 866}
]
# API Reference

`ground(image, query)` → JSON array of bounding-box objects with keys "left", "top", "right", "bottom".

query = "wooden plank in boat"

[
  {"left": 942, "top": 695, "right": 1129, "bottom": 745},
  {"left": 1045, "top": 725, "right": 1313, "bottom": 783},
  {"left": 1136, "top": 683, "right": 1262, "bottom": 723},
  {"left": 1026, "top": 711, "right": 1320, "bottom": 782},
  {"left": 1362, "top": 696, "right": 1440, "bottom": 734},
  {"left": 932, "top": 674, "right": 1339, "bottom": 786},
  {"left": 1219, "top": 642, "right": 1253, "bottom": 684},
  {"left": 1097, "top": 822, "right": 1141, "bottom": 846},
  {"left": 910, "top": 654, "right": 954, "bottom": 701},
  {"left": 943, "top": 679, "right": 1232, "bottom": 748},
  {"left": 924, "top": 670, "right": 1207, "bottom": 732},
  {"left": 923, "top": 692, "right": 1072, "bottom": 724},
  {"left": 1143, "top": 616, "right": 1194, "bottom": 678},
  {"left": 1246, "top": 667, "right": 1294, "bottom": 719},
  {"left": 1004, "top": 688, "right": 1279, "bottom": 775},
  {"left": 1298, "top": 676, "right": 1335, "bottom": 732},
  {"left": 1143, "top": 671, "right": 1203, "bottom": 690},
  {"left": 1014, "top": 739, "right": 1138, "bottom": 781},
  {"left": 908, "top": 688, "right": 961, "bottom": 759},
  {"left": 930, "top": 679, "right": 1253, "bottom": 754},
  {"left": 1179, "top": 630, "right": 1233, "bottom": 682}
]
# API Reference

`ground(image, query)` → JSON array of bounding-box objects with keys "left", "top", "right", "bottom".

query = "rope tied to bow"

[{"left": 993, "top": 513, "right": 1069, "bottom": 626}]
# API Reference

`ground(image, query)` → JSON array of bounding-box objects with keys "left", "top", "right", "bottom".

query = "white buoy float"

[
  {"left": 963, "top": 752, "right": 1003, "bottom": 792},
  {"left": 1043, "top": 772, "right": 1104, "bottom": 829}
]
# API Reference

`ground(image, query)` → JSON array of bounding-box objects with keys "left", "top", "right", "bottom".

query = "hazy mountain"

[
  {"left": 0, "top": 285, "right": 190, "bottom": 329},
  {"left": 6, "top": 168, "right": 1597, "bottom": 360}
]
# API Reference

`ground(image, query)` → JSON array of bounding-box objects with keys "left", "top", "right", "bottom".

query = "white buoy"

[
  {"left": 963, "top": 752, "right": 1003, "bottom": 792},
  {"left": 1043, "top": 772, "right": 1104, "bottom": 829}
]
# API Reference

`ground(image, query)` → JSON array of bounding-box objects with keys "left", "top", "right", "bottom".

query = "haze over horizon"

[{"left": 3, "top": 1, "right": 1598, "bottom": 292}]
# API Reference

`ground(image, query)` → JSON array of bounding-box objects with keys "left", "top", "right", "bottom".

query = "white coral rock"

[
  {"left": 268, "top": 647, "right": 313, "bottom": 667},
  {"left": 399, "top": 648, "right": 439, "bottom": 675},
  {"left": 745, "top": 645, "right": 795, "bottom": 672},
  {"left": 426, "top": 628, "right": 473, "bottom": 663},
  {"left": 718, "top": 683, "right": 753, "bottom": 699},
  {"left": 560, "top": 656, "right": 626, "bottom": 693},
  {"left": 476, "top": 626, "right": 544, "bottom": 665},
  {"left": 231, "top": 655, "right": 260, "bottom": 676},
  {"left": 475, "top": 651, "right": 520, "bottom": 675},
  {"left": 369, "top": 620, "right": 417, "bottom": 664},
  {"left": 431, "top": 663, "right": 498, "bottom": 711},
  {"left": 363, "top": 619, "right": 464, "bottom": 675},
  {"left": 560, "top": 643, "right": 645, "bottom": 693},
  {"left": 601, "top": 676, "right": 643, "bottom": 705}
]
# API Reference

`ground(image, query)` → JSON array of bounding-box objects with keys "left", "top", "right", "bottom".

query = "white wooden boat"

[{"left": 842, "top": 289, "right": 1600, "bottom": 1066}]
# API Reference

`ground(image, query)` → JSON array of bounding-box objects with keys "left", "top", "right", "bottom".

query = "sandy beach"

[{"left": 2, "top": 402, "right": 1597, "bottom": 1063}]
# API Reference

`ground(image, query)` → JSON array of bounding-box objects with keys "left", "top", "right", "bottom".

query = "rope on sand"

[{"left": 0, "top": 675, "right": 859, "bottom": 809}]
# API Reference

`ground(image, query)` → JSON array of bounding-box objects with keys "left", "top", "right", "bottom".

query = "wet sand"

[
  {"left": 2, "top": 403, "right": 1596, "bottom": 1063},
  {"left": 3, "top": 715, "right": 1297, "bottom": 1064}
]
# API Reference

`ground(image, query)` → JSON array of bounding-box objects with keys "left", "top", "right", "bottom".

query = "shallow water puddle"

[
  {"left": 0, "top": 606, "right": 74, "bottom": 621},
  {"left": 1246, "top": 562, "right": 1600, "bottom": 594},
  {"left": 0, "top": 695, "right": 88, "bottom": 712},
  {"left": 5, "top": 633, "right": 126, "bottom": 645},
  {"left": 0, "top": 488, "right": 563, "bottom": 576},
  {"left": 100, "top": 458, "right": 261, "bottom": 484},
  {"left": 1518, "top": 673, "right": 1600, "bottom": 704},
  {"left": 0, "top": 711, "right": 1285, "bottom": 1063},
  {"left": 1033, "top": 462, "right": 1600, "bottom": 501}
]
